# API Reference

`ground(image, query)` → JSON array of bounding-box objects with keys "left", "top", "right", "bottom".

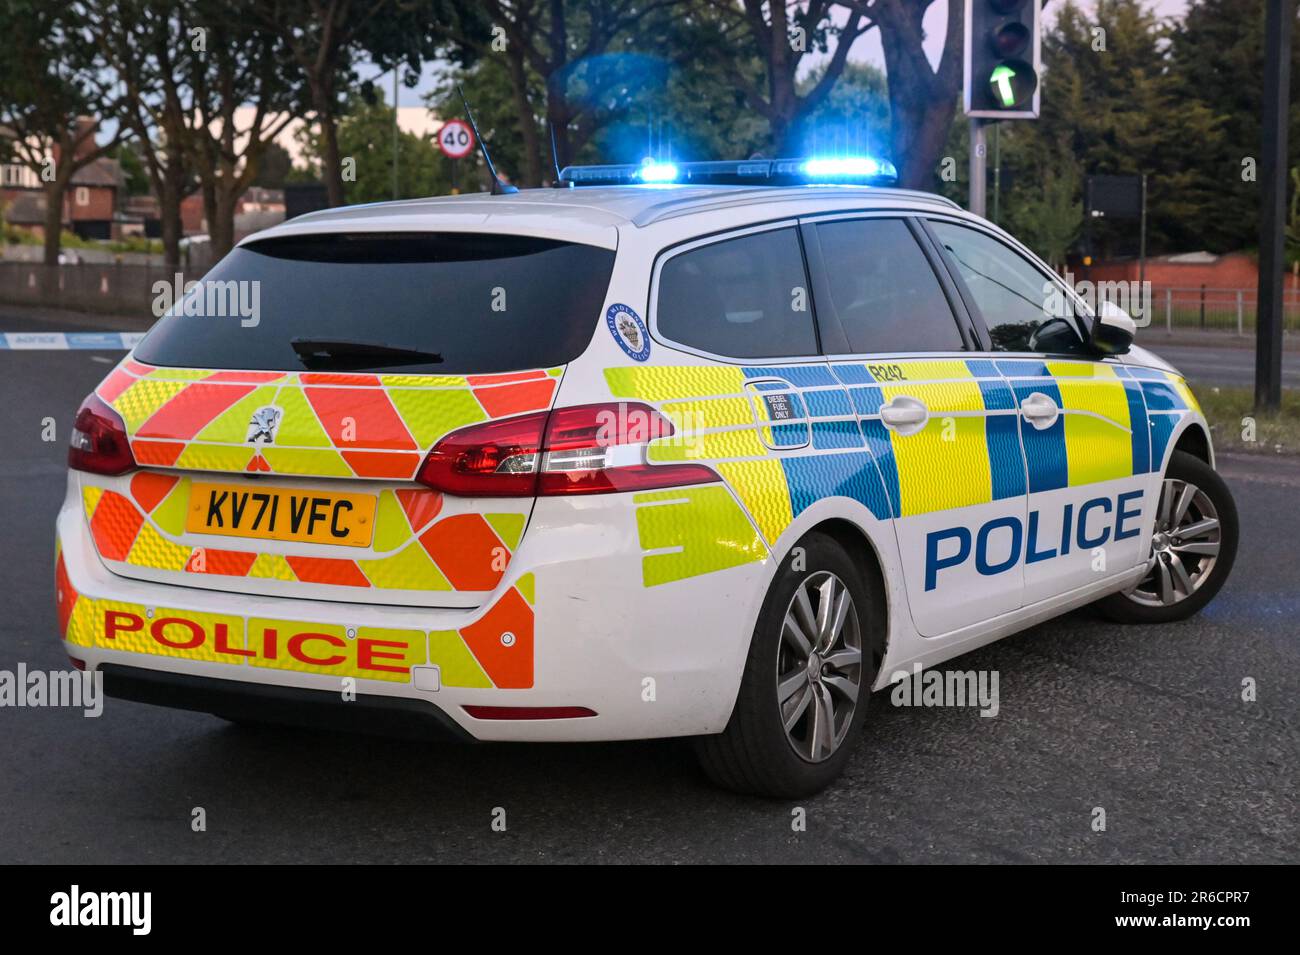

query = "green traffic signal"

[
  {"left": 966, "top": 0, "right": 1040, "bottom": 116},
  {"left": 988, "top": 59, "right": 1037, "bottom": 109},
  {"left": 991, "top": 65, "right": 1017, "bottom": 106}
]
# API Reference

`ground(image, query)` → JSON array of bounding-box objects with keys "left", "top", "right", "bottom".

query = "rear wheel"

[
  {"left": 1095, "top": 450, "right": 1238, "bottom": 624},
  {"left": 695, "top": 532, "right": 880, "bottom": 798}
]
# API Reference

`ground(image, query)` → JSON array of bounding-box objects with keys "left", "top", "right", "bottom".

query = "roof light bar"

[
  {"left": 636, "top": 160, "right": 680, "bottom": 183},
  {"left": 802, "top": 156, "right": 885, "bottom": 178},
  {"left": 559, "top": 156, "right": 898, "bottom": 188}
]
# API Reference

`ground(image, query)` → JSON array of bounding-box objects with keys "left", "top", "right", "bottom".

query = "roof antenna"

[
  {"left": 549, "top": 121, "right": 566, "bottom": 186},
  {"left": 457, "top": 83, "right": 517, "bottom": 195}
]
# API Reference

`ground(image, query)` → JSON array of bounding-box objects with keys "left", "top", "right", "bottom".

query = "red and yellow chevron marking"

[
  {"left": 428, "top": 574, "right": 536, "bottom": 689},
  {"left": 100, "top": 361, "right": 563, "bottom": 481},
  {"left": 58, "top": 536, "right": 535, "bottom": 689},
  {"left": 83, "top": 477, "right": 526, "bottom": 594}
]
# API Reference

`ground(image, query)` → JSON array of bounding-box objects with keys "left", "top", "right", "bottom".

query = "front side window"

[
  {"left": 655, "top": 226, "right": 817, "bottom": 359},
  {"left": 929, "top": 220, "right": 1087, "bottom": 354},
  {"left": 813, "top": 217, "right": 964, "bottom": 353}
]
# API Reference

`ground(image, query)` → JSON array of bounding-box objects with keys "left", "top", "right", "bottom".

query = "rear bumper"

[
  {"left": 100, "top": 663, "right": 474, "bottom": 741},
  {"left": 56, "top": 475, "right": 775, "bottom": 742}
]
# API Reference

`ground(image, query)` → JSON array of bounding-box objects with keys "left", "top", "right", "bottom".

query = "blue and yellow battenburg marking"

[
  {"left": 607, "top": 365, "right": 892, "bottom": 559},
  {"left": 1120, "top": 364, "right": 1197, "bottom": 470},
  {"left": 605, "top": 358, "right": 1197, "bottom": 583},
  {"left": 837, "top": 358, "right": 1016, "bottom": 517}
]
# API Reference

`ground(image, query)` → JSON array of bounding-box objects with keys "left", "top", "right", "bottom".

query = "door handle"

[
  {"left": 880, "top": 395, "right": 928, "bottom": 435},
  {"left": 1020, "top": 391, "right": 1060, "bottom": 430}
]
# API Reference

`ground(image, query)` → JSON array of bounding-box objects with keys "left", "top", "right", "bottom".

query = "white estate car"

[{"left": 56, "top": 159, "right": 1238, "bottom": 796}]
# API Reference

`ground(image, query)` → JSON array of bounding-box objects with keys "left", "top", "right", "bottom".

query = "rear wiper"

[{"left": 290, "top": 338, "right": 443, "bottom": 370}]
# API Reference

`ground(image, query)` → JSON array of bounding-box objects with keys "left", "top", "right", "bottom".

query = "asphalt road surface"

[
  {"left": 1143, "top": 341, "right": 1300, "bottom": 389},
  {"left": 0, "top": 331, "right": 1296, "bottom": 864}
]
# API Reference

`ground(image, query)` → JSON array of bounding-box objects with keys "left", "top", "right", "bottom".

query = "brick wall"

[
  {"left": 1078, "top": 252, "right": 1300, "bottom": 291},
  {"left": 66, "top": 185, "right": 115, "bottom": 222}
]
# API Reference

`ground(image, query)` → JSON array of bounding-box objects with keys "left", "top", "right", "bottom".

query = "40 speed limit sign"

[{"left": 438, "top": 120, "right": 475, "bottom": 160}]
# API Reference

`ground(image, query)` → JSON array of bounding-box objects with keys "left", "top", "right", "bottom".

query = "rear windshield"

[{"left": 134, "top": 233, "right": 616, "bottom": 374}]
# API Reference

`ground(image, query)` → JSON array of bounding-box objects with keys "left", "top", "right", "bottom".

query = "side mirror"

[{"left": 1090, "top": 300, "right": 1136, "bottom": 355}]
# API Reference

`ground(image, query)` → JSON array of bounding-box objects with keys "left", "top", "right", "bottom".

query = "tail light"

[
  {"left": 68, "top": 392, "right": 136, "bottom": 476},
  {"left": 463, "top": 705, "right": 597, "bottom": 720},
  {"left": 417, "top": 401, "right": 718, "bottom": 497}
]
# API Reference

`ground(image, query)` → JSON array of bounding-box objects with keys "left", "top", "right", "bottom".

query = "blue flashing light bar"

[
  {"left": 802, "top": 156, "right": 886, "bottom": 178},
  {"left": 636, "top": 161, "right": 680, "bottom": 183},
  {"left": 559, "top": 155, "right": 899, "bottom": 188}
]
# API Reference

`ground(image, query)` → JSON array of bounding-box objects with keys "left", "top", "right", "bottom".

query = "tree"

[
  {"left": 88, "top": 0, "right": 200, "bottom": 267},
  {"left": 257, "top": 0, "right": 464, "bottom": 205},
  {"left": 253, "top": 142, "right": 294, "bottom": 189},
  {"left": 115, "top": 142, "right": 152, "bottom": 196},
  {"left": 634, "top": 2, "right": 770, "bottom": 162},
  {"left": 1167, "top": 0, "right": 1300, "bottom": 253},
  {"left": 695, "top": 1, "right": 962, "bottom": 188},
  {"left": 712, "top": 0, "right": 871, "bottom": 156},
  {"left": 800, "top": 62, "right": 891, "bottom": 159},
  {"left": 1003, "top": 147, "right": 1082, "bottom": 269},
  {"left": 433, "top": 1, "right": 693, "bottom": 186},
  {"left": 254, "top": 1, "right": 372, "bottom": 207},
  {"left": 863, "top": 0, "right": 965, "bottom": 190},
  {"left": 0, "top": 1, "right": 130, "bottom": 265},
  {"left": 426, "top": 59, "right": 533, "bottom": 191},
  {"left": 298, "top": 95, "right": 440, "bottom": 202},
  {"left": 186, "top": 0, "right": 302, "bottom": 256},
  {"left": 1036, "top": 0, "right": 1225, "bottom": 258}
]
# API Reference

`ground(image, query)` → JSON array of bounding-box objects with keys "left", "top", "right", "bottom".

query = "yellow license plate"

[{"left": 185, "top": 482, "right": 377, "bottom": 548}]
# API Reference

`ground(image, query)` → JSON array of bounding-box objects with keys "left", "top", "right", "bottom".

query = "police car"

[{"left": 55, "top": 157, "right": 1237, "bottom": 797}]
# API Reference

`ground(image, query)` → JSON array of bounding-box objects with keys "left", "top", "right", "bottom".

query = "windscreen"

[{"left": 134, "top": 232, "right": 616, "bottom": 374}]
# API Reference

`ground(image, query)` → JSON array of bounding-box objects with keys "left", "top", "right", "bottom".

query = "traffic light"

[{"left": 964, "top": 0, "right": 1041, "bottom": 119}]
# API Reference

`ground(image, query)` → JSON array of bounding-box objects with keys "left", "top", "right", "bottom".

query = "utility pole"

[
  {"left": 992, "top": 122, "right": 1001, "bottom": 224},
  {"left": 1138, "top": 173, "right": 1147, "bottom": 316},
  {"left": 1256, "top": 0, "right": 1291, "bottom": 411},
  {"left": 964, "top": 0, "right": 1041, "bottom": 219},
  {"left": 392, "top": 67, "right": 400, "bottom": 201},
  {"left": 970, "top": 119, "right": 987, "bottom": 218}
]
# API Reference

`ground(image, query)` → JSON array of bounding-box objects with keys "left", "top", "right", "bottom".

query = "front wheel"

[
  {"left": 1095, "top": 450, "right": 1238, "bottom": 624},
  {"left": 695, "top": 532, "right": 881, "bottom": 798}
]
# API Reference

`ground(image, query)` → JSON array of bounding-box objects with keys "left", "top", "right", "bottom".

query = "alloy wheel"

[
  {"left": 1128, "top": 477, "right": 1222, "bottom": 607},
  {"left": 776, "top": 571, "right": 863, "bottom": 762}
]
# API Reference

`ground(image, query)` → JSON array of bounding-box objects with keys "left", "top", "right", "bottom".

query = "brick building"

[
  {"left": 179, "top": 186, "right": 285, "bottom": 241},
  {"left": 0, "top": 118, "right": 125, "bottom": 240}
]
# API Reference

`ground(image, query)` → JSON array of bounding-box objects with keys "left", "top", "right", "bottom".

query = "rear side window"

[
  {"left": 133, "top": 233, "right": 616, "bottom": 374},
  {"left": 813, "top": 217, "right": 964, "bottom": 353},
  {"left": 655, "top": 227, "right": 817, "bottom": 359}
]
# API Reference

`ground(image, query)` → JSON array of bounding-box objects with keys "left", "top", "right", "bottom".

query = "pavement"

[
  {"left": 0, "top": 302, "right": 156, "bottom": 333},
  {"left": 0, "top": 309, "right": 1296, "bottom": 863}
]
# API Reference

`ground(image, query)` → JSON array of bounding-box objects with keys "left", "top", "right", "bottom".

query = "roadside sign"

[
  {"left": 438, "top": 120, "right": 475, "bottom": 160},
  {"left": 1086, "top": 174, "right": 1142, "bottom": 219}
]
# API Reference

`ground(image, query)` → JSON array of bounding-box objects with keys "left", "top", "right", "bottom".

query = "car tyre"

[
  {"left": 1095, "top": 450, "right": 1238, "bottom": 624},
  {"left": 695, "top": 532, "right": 881, "bottom": 798}
]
